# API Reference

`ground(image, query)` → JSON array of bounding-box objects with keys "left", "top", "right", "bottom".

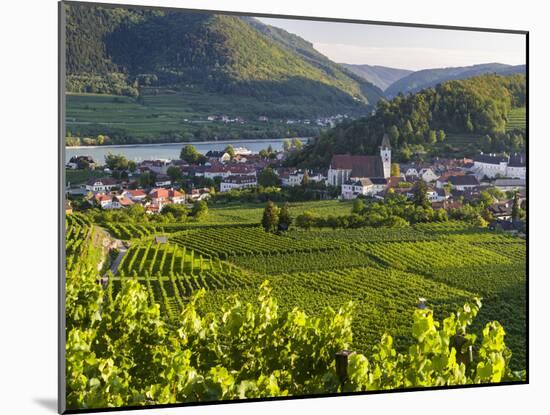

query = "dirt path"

[{"left": 108, "top": 248, "right": 128, "bottom": 276}]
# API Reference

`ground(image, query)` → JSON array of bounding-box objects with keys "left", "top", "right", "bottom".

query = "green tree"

[
  {"left": 512, "top": 191, "right": 520, "bottom": 221},
  {"left": 258, "top": 168, "right": 280, "bottom": 187},
  {"left": 138, "top": 171, "right": 156, "bottom": 188},
  {"left": 301, "top": 170, "right": 309, "bottom": 186},
  {"left": 161, "top": 203, "right": 189, "bottom": 220},
  {"left": 224, "top": 145, "right": 235, "bottom": 159},
  {"left": 167, "top": 166, "right": 183, "bottom": 182},
  {"left": 278, "top": 203, "right": 292, "bottom": 231},
  {"left": 351, "top": 198, "right": 365, "bottom": 214},
  {"left": 437, "top": 130, "right": 446, "bottom": 142},
  {"left": 105, "top": 153, "right": 129, "bottom": 171},
  {"left": 413, "top": 180, "right": 430, "bottom": 208},
  {"left": 391, "top": 163, "right": 400, "bottom": 177},
  {"left": 427, "top": 130, "right": 437, "bottom": 144},
  {"left": 191, "top": 200, "right": 208, "bottom": 220},
  {"left": 291, "top": 138, "right": 303, "bottom": 150},
  {"left": 261, "top": 201, "right": 280, "bottom": 233},
  {"left": 180, "top": 145, "right": 201, "bottom": 164},
  {"left": 283, "top": 139, "right": 291, "bottom": 152}
]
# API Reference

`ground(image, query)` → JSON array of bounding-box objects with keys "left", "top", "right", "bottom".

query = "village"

[{"left": 65, "top": 134, "right": 526, "bottom": 231}]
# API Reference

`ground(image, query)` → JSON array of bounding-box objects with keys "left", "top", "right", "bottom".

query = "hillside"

[
  {"left": 65, "top": 3, "right": 383, "bottom": 119},
  {"left": 340, "top": 64, "right": 413, "bottom": 91},
  {"left": 287, "top": 73, "right": 526, "bottom": 167},
  {"left": 385, "top": 63, "right": 526, "bottom": 97}
]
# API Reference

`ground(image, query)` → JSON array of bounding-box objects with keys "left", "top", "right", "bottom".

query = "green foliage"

[
  {"left": 180, "top": 145, "right": 203, "bottom": 164},
  {"left": 289, "top": 74, "right": 526, "bottom": 167},
  {"left": 261, "top": 201, "right": 280, "bottom": 233},
  {"left": 191, "top": 200, "right": 209, "bottom": 220},
  {"left": 258, "top": 168, "right": 280, "bottom": 188},
  {"left": 66, "top": 267, "right": 524, "bottom": 409},
  {"left": 104, "top": 153, "right": 129, "bottom": 171}
]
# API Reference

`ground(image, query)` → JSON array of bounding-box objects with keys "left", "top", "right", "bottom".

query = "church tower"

[{"left": 380, "top": 133, "right": 392, "bottom": 178}]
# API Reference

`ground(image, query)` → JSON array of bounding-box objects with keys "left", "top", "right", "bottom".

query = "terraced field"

[
  {"left": 99, "top": 213, "right": 526, "bottom": 369},
  {"left": 507, "top": 107, "right": 526, "bottom": 131}
]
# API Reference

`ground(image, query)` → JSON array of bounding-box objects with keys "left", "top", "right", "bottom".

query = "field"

[
  {"left": 65, "top": 89, "right": 321, "bottom": 141},
  {"left": 84, "top": 201, "right": 527, "bottom": 370},
  {"left": 507, "top": 107, "right": 526, "bottom": 131}
]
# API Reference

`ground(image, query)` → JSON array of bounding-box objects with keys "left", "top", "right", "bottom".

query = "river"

[{"left": 65, "top": 138, "right": 308, "bottom": 162}]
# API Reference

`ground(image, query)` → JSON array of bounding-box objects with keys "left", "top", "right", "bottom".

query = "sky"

[{"left": 258, "top": 18, "right": 526, "bottom": 71}]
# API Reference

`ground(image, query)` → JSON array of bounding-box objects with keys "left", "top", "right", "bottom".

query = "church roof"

[
  {"left": 330, "top": 155, "right": 385, "bottom": 178},
  {"left": 380, "top": 133, "right": 392, "bottom": 148}
]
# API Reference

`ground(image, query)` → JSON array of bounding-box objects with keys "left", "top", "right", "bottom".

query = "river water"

[{"left": 65, "top": 138, "right": 307, "bottom": 162}]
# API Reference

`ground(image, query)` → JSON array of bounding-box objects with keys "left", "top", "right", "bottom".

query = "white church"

[{"left": 327, "top": 134, "right": 392, "bottom": 199}]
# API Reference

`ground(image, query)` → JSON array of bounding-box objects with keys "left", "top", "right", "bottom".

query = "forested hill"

[
  {"left": 287, "top": 74, "right": 526, "bottom": 167},
  {"left": 64, "top": 3, "right": 384, "bottom": 116},
  {"left": 385, "top": 63, "right": 526, "bottom": 97},
  {"left": 340, "top": 64, "right": 413, "bottom": 91}
]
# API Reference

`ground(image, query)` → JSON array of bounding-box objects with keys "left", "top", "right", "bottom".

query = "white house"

[
  {"left": 341, "top": 179, "right": 375, "bottom": 199},
  {"left": 220, "top": 175, "right": 258, "bottom": 192},
  {"left": 419, "top": 168, "right": 439, "bottom": 183},
  {"left": 85, "top": 178, "right": 118, "bottom": 192},
  {"left": 472, "top": 153, "right": 526, "bottom": 179}
]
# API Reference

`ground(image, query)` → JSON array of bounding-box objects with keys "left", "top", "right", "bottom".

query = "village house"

[
  {"left": 154, "top": 175, "right": 172, "bottom": 187},
  {"left": 202, "top": 164, "right": 257, "bottom": 180},
  {"left": 67, "top": 155, "right": 96, "bottom": 170},
  {"left": 85, "top": 177, "right": 119, "bottom": 192},
  {"left": 148, "top": 188, "right": 185, "bottom": 211},
  {"left": 418, "top": 168, "right": 439, "bottom": 183},
  {"left": 122, "top": 189, "right": 147, "bottom": 202},
  {"left": 493, "top": 178, "right": 526, "bottom": 192},
  {"left": 328, "top": 134, "right": 392, "bottom": 189},
  {"left": 205, "top": 151, "right": 231, "bottom": 163},
  {"left": 140, "top": 159, "right": 171, "bottom": 175},
  {"left": 220, "top": 175, "right": 258, "bottom": 192},
  {"left": 447, "top": 175, "right": 480, "bottom": 191},
  {"left": 93, "top": 193, "right": 134, "bottom": 210},
  {"left": 188, "top": 188, "right": 211, "bottom": 201},
  {"left": 471, "top": 153, "right": 526, "bottom": 179}
]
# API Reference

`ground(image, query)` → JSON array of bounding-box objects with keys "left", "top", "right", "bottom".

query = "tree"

[
  {"left": 295, "top": 211, "right": 318, "bottom": 230},
  {"left": 127, "top": 160, "right": 137, "bottom": 173},
  {"left": 301, "top": 170, "right": 309, "bottom": 186},
  {"left": 388, "top": 125, "right": 400, "bottom": 143},
  {"left": 191, "top": 200, "right": 208, "bottom": 220},
  {"left": 437, "top": 130, "right": 446, "bottom": 142},
  {"left": 180, "top": 145, "right": 202, "bottom": 164},
  {"left": 292, "top": 138, "right": 303, "bottom": 150},
  {"left": 138, "top": 171, "right": 156, "bottom": 188},
  {"left": 161, "top": 203, "right": 189, "bottom": 220},
  {"left": 105, "top": 153, "right": 129, "bottom": 171},
  {"left": 390, "top": 163, "right": 400, "bottom": 177},
  {"left": 224, "top": 145, "right": 235, "bottom": 159},
  {"left": 167, "top": 166, "right": 183, "bottom": 182},
  {"left": 261, "top": 201, "right": 280, "bottom": 233},
  {"left": 427, "top": 130, "right": 437, "bottom": 144},
  {"left": 512, "top": 191, "right": 520, "bottom": 221},
  {"left": 351, "top": 198, "right": 365, "bottom": 214},
  {"left": 413, "top": 180, "right": 430, "bottom": 208},
  {"left": 258, "top": 168, "right": 280, "bottom": 187},
  {"left": 283, "top": 139, "right": 291, "bottom": 152},
  {"left": 278, "top": 203, "right": 292, "bottom": 231}
]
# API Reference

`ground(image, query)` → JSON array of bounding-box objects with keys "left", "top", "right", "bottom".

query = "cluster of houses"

[
  {"left": 67, "top": 133, "right": 526, "bottom": 225},
  {"left": 326, "top": 135, "right": 526, "bottom": 227},
  {"left": 204, "top": 113, "right": 349, "bottom": 128}
]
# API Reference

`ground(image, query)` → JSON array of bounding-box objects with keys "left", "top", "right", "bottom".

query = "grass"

[
  {"left": 65, "top": 169, "right": 108, "bottom": 186},
  {"left": 66, "top": 89, "right": 322, "bottom": 141}
]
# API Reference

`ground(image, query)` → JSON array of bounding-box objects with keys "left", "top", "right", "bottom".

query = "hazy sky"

[{"left": 258, "top": 18, "right": 526, "bottom": 70}]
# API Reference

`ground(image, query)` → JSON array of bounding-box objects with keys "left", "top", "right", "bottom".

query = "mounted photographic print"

[{"left": 59, "top": 1, "right": 528, "bottom": 413}]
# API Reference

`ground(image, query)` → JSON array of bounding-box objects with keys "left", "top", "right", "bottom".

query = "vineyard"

[
  {"left": 506, "top": 106, "right": 526, "bottom": 131},
  {"left": 71, "top": 205, "right": 527, "bottom": 370}
]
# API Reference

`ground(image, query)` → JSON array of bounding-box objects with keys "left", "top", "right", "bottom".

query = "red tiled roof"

[
  {"left": 149, "top": 188, "right": 169, "bottom": 199},
  {"left": 330, "top": 155, "right": 384, "bottom": 178}
]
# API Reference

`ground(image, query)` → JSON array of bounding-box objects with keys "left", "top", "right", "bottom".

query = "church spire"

[{"left": 380, "top": 133, "right": 391, "bottom": 149}]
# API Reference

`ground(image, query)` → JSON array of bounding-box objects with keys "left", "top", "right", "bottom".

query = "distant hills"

[
  {"left": 340, "top": 64, "right": 413, "bottom": 91},
  {"left": 65, "top": 3, "right": 384, "bottom": 118},
  {"left": 384, "top": 63, "right": 526, "bottom": 97}
]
